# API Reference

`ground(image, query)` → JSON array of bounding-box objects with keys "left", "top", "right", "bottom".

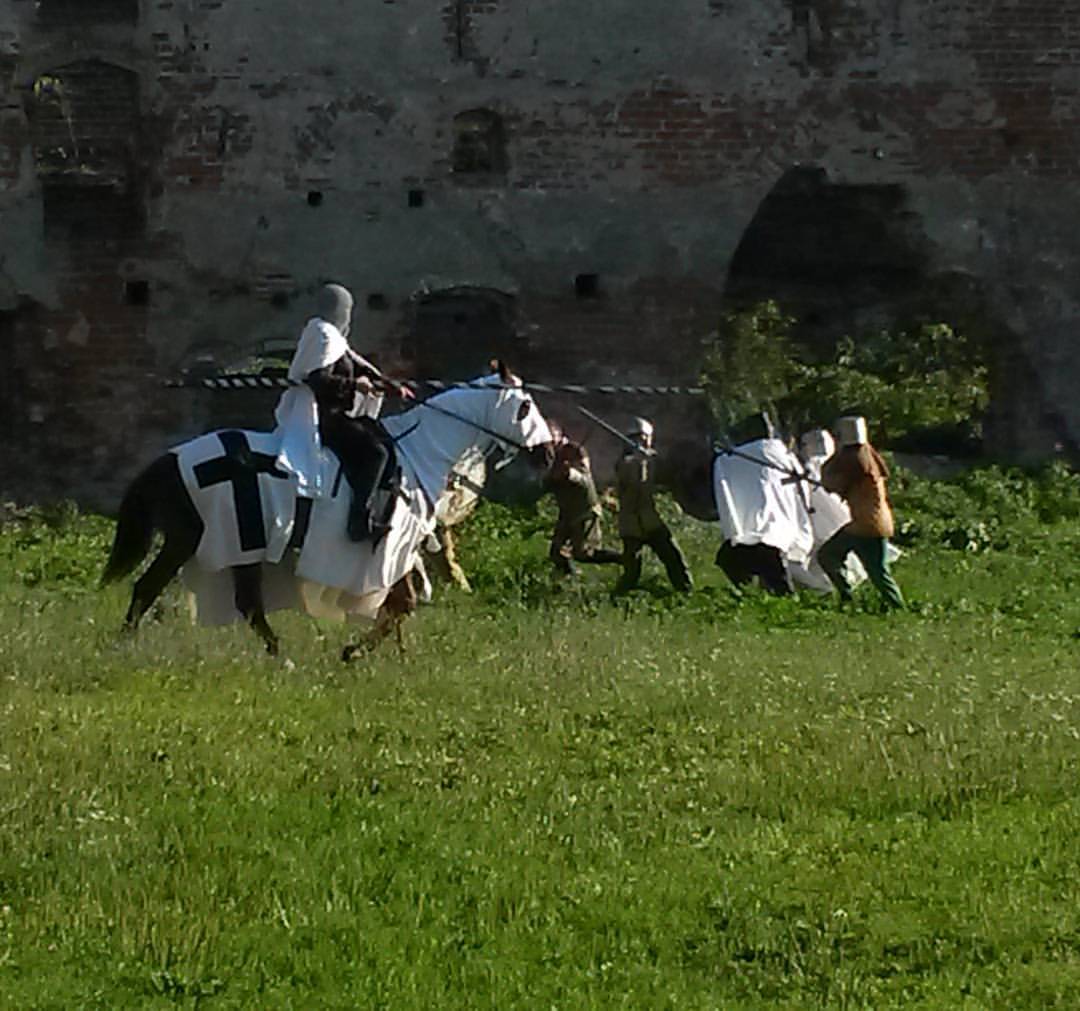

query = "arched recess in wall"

[
  {"left": 721, "top": 165, "right": 1063, "bottom": 457},
  {"left": 724, "top": 165, "right": 930, "bottom": 352},
  {"left": 28, "top": 59, "right": 143, "bottom": 243},
  {"left": 402, "top": 286, "right": 521, "bottom": 380}
]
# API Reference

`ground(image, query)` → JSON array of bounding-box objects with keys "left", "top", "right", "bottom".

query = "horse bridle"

[{"left": 402, "top": 390, "right": 536, "bottom": 453}]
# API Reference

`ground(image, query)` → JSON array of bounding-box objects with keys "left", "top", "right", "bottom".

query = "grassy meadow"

[{"left": 3, "top": 464, "right": 1080, "bottom": 1008}]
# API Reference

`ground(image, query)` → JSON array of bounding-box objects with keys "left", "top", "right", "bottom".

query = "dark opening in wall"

[
  {"left": 404, "top": 286, "right": 519, "bottom": 379},
  {"left": 367, "top": 293, "right": 389, "bottom": 311},
  {"left": 725, "top": 165, "right": 931, "bottom": 350},
  {"left": 408, "top": 189, "right": 425, "bottom": 208},
  {"left": 123, "top": 279, "right": 150, "bottom": 306},
  {"left": 451, "top": 109, "right": 507, "bottom": 177},
  {"left": 36, "top": 0, "right": 138, "bottom": 27},
  {"left": 43, "top": 185, "right": 142, "bottom": 241},
  {"left": 30, "top": 60, "right": 142, "bottom": 242},
  {"left": 307, "top": 190, "right": 323, "bottom": 207},
  {"left": 574, "top": 273, "right": 600, "bottom": 298}
]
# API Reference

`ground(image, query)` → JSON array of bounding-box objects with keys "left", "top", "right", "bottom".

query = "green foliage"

[
  {"left": 0, "top": 500, "right": 114, "bottom": 594},
  {"left": 893, "top": 460, "right": 1080, "bottom": 553},
  {"left": 701, "top": 300, "right": 797, "bottom": 429},
  {"left": 701, "top": 302, "right": 989, "bottom": 447}
]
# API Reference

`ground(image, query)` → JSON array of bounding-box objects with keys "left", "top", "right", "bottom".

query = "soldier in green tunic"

[{"left": 613, "top": 417, "right": 692, "bottom": 594}]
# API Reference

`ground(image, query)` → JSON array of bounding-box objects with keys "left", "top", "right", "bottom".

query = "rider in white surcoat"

[{"left": 274, "top": 284, "right": 386, "bottom": 500}]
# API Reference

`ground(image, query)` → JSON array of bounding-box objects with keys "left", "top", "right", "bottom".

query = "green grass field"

[{"left": 3, "top": 466, "right": 1080, "bottom": 1009}]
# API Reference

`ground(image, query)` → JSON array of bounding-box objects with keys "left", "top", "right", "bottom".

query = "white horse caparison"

[{"left": 101, "top": 366, "right": 554, "bottom": 657}]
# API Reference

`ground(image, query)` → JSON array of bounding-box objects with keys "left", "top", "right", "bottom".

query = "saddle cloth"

[{"left": 172, "top": 428, "right": 434, "bottom": 625}]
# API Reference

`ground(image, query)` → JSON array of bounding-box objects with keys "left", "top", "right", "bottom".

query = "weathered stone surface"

[{"left": 1, "top": 0, "right": 1078, "bottom": 507}]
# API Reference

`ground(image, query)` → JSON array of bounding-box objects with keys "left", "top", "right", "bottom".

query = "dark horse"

[{"left": 101, "top": 375, "right": 555, "bottom": 658}]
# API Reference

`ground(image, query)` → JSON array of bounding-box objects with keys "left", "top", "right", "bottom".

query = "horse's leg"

[
  {"left": 341, "top": 572, "right": 417, "bottom": 661},
  {"left": 232, "top": 564, "right": 279, "bottom": 656},
  {"left": 125, "top": 526, "right": 200, "bottom": 631},
  {"left": 440, "top": 526, "right": 471, "bottom": 592}
]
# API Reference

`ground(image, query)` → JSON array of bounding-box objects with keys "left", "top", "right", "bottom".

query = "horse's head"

[{"left": 483, "top": 364, "right": 553, "bottom": 453}]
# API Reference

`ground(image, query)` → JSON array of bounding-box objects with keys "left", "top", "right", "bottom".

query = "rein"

[{"left": 403, "top": 392, "right": 531, "bottom": 453}]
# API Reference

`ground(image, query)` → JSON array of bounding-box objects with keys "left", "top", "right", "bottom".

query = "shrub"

[{"left": 700, "top": 302, "right": 989, "bottom": 448}]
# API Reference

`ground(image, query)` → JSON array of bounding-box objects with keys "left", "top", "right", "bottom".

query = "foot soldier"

[
  {"left": 817, "top": 415, "right": 906, "bottom": 610},
  {"left": 614, "top": 417, "right": 692, "bottom": 594},
  {"left": 547, "top": 439, "right": 621, "bottom": 576}
]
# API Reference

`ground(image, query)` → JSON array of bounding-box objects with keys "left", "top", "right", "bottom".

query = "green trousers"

[
  {"left": 817, "top": 527, "right": 905, "bottom": 610},
  {"left": 615, "top": 527, "right": 693, "bottom": 594}
]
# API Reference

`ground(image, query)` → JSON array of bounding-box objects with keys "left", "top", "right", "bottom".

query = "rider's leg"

[{"left": 322, "top": 416, "right": 391, "bottom": 541}]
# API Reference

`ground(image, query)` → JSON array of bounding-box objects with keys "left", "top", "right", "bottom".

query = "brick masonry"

[{"left": 0, "top": 0, "right": 1078, "bottom": 507}]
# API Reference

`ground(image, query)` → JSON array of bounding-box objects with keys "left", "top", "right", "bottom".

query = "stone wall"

[{"left": 1, "top": 0, "right": 1078, "bottom": 507}]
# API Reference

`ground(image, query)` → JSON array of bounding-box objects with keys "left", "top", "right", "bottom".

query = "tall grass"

[{"left": 2, "top": 468, "right": 1080, "bottom": 1008}]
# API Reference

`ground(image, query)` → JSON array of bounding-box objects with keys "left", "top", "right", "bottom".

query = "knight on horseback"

[{"left": 273, "top": 283, "right": 413, "bottom": 542}]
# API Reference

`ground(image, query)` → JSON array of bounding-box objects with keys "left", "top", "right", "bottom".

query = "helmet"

[
  {"left": 800, "top": 428, "right": 835, "bottom": 459},
  {"left": 834, "top": 415, "right": 868, "bottom": 447},
  {"left": 626, "top": 417, "right": 654, "bottom": 440},
  {"left": 316, "top": 283, "right": 354, "bottom": 337}
]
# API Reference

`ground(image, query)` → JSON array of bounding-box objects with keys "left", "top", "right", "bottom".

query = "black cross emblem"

[{"left": 194, "top": 431, "right": 288, "bottom": 551}]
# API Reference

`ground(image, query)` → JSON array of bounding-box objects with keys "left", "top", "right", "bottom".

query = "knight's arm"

[
  {"left": 345, "top": 348, "right": 413, "bottom": 398},
  {"left": 304, "top": 356, "right": 356, "bottom": 409}
]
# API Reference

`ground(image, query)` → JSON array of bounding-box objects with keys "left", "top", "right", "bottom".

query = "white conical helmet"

[
  {"left": 626, "top": 416, "right": 654, "bottom": 439},
  {"left": 835, "top": 415, "right": 868, "bottom": 447},
  {"left": 800, "top": 428, "right": 835, "bottom": 459}
]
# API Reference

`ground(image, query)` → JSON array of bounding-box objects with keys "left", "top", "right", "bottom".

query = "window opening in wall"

[
  {"left": 306, "top": 190, "right": 323, "bottom": 207},
  {"left": 408, "top": 188, "right": 425, "bottom": 208},
  {"left": 452, "top": 109, "right": 507, "bottom": 177},
  {"left": 404, "top": 286, "right": 519, "bottom": 379},
  {"left": 29, "top": 60, "right": 142, "bottom": 242},
  {"left": 123, "top": 280, "right": 150, "bottom": 306},
  {"left": 367, "top": 293, "right": 389, "bottom": 311},
  {"left": 35, "top": 0, "right": 138, "bottom": 27},
  {"left": 574, "top": 273, "right": 600, "bottom": 298}
]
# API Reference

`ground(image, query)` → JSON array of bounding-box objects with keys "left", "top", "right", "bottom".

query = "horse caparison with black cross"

[{"left": 101, "top": 361, "right": 555, "bottom": 659}]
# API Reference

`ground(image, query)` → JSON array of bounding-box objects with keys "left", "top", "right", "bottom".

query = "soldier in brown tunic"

[
  {"left": 613, "top": 418, "right": 692, "bottom": 594},
  {"left": 547, "top": 440, "right": 621, "bottom": 576},
  {"left": 817, "top": 415, "right": 905, "bottom": 609}
]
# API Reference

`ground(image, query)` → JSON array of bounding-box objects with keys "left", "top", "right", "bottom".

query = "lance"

[
  {"left": 164, "top": 374, "right": 707, "bottom": 397},
  {"left": 576, "top": 406, "right": 656, "bottom": 457},
  {"left": 715, "top": 441, "right": 824, "bottom": 492}
]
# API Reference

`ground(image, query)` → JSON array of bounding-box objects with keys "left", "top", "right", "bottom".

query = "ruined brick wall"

[{"left": 1, "top": 0, "right": 1079, "bottom": 506}]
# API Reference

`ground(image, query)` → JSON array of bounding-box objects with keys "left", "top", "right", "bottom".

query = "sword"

[
  {"left": 577, "top": 406, "right": 656, "bottom": 457},
  {"left": 715, "top": 441, "right": 824, "bottom": 489}
]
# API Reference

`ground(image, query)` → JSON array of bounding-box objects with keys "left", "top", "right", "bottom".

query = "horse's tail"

[{"left": 100, "top": 455, "right": 171, "bottom": 585}]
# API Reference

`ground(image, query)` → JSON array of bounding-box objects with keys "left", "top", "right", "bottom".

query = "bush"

[
  {"left": 700, "top": 302, "right": 989, "bottom": 447},
  {"left": 891, "top": 462, "right": 1080, "bottom": 552}
]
